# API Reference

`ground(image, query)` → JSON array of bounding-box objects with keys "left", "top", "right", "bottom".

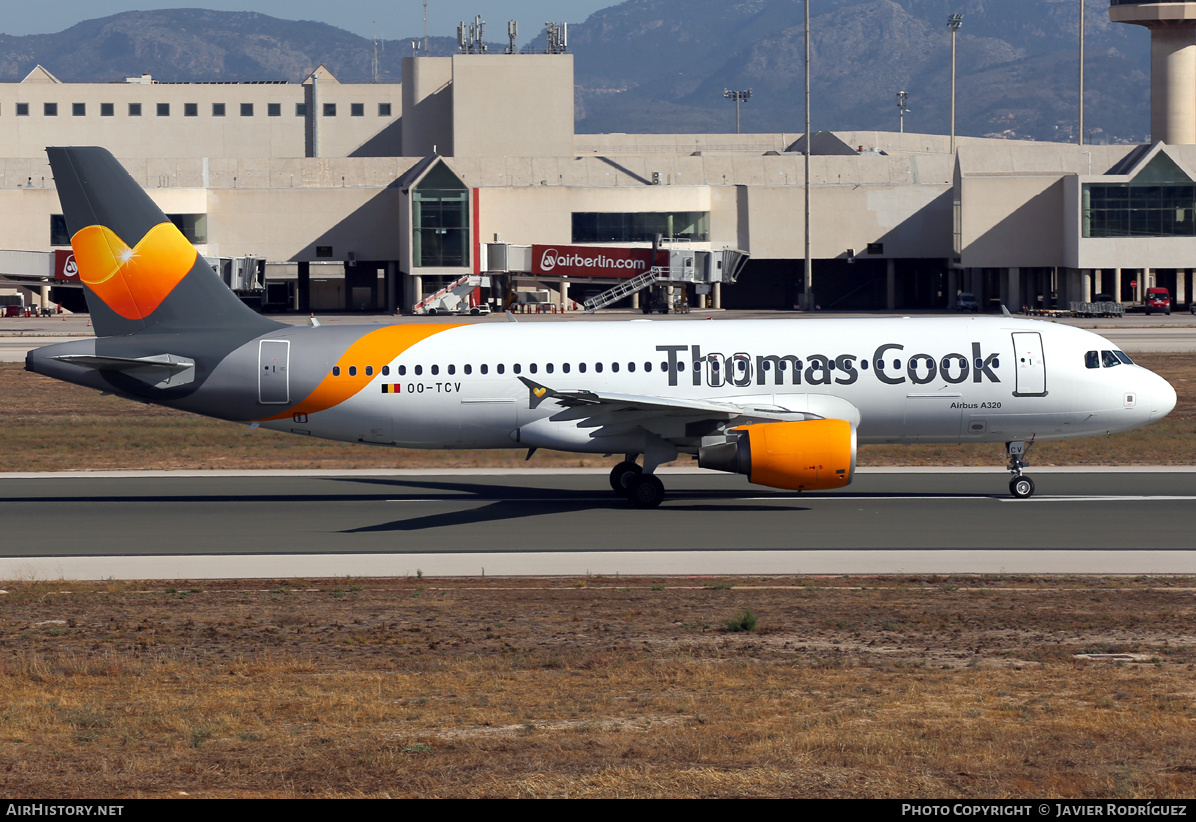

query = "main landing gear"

[
  {"left": 1005, "top": 440, "right": 1035, "bottom": 499},
  {"left": 609, "top": 454, "right": 666, "bottom": 508}
]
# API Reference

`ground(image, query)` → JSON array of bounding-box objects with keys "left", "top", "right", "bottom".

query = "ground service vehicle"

[{"left": 1146, "top": 287, "right": 1171, "bottom": 315}]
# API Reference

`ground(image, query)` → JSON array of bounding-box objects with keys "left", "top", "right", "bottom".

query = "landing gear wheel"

[
  {"left": 1009, "top": 476, "right": 1035, "bottom": 499},
  {"left": 628, "top": 474, "right": 665, "bottom": 508},
  {"left": 609, "top": 461, "right": 642, "bottom": 495}
]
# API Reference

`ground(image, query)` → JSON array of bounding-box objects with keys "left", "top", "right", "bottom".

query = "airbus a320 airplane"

[{"left": 27, "top": 147, "right": 1178, "bottom": 507}]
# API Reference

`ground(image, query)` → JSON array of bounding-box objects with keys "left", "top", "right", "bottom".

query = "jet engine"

[{"left": 697, "top": 419, "right": 856, "bottom": 491}]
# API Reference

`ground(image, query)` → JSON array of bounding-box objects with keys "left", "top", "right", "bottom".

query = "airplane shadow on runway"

[
  {"left": 0, "top": 477, "right": 994, "bottom": 535},
  {"left": 324, "top": 476, "right": 820, "bottom": 532},
  {"left": 323, "top": 476, "right": 992, "bottom": 533}
]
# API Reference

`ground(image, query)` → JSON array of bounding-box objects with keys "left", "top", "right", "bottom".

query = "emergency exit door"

[
  {"left": 258, "top": 339, "right": 290, "bottom": 404},
  {"left": 1011, "top": 332, "right": 1047, "bottom": 396}
]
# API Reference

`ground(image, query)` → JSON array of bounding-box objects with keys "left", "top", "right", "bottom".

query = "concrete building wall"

[
  {"left": 959, "top": 176, "right": 1067, "bottom": 268},
  {"left": 207, "top": 187, "right": 401, "bottom": 261},
  {"left": 742, "top": 183, "right": 953, "bottom": 260},
  {"left": 451, "top": 54, "right": 573, "bottom": 158},
  {"left": 0, "top": 69, "right": 401, "bottom": 160},
  {"left": 401, "top": 54, "right": 573, "bottom": 159},
  {"left": 400, "top": 56, "right": 454, "bottom": 157},
  {"left": 477, "top": 184, "right": 714, "bottom": 247}
]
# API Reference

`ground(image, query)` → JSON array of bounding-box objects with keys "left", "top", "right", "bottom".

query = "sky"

[{"left": 0, "top": 1, "right": 615, "bottom": 43}]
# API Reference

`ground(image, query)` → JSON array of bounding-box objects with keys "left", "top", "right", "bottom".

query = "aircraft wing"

[{"left": 517, "top": 376, "right": 820, "bottom": 442}]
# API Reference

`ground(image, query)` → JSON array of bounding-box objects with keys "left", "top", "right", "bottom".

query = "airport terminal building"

[{"left": 0, "top": 46, "right": 1193, "bottom": 315}]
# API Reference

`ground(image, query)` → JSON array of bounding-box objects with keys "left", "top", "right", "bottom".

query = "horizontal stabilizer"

[{"left": 51, "top": 353, "right": 196, "bottom": 388}]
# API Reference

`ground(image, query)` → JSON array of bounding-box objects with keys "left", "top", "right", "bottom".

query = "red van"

[{"left": 1146, "top": 287, "right": 1171, "bottom": 316}]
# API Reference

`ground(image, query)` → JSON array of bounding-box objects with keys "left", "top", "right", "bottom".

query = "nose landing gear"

[{"left": 1006, "top": 440, "right": 1036, "bottom": 499}]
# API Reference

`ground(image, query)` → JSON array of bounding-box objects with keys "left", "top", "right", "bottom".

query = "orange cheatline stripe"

[
  {"left": 70, "top": 223, "right": 198, "bottom": 320},
  {"left": 256, "top": 324, "right": 462, "bottom": 421}
]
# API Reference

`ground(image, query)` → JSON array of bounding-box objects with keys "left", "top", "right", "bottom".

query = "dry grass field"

[
  {"left": 2, "top": 356, "right": 1195, "bottom": 797},
  {"left": 2, "top": 577, "right": 1196, "bottom": 798}
]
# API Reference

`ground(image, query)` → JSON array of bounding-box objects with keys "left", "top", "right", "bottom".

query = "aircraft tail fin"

[{"left": 47, "top": 146, "right": 280, "bottom": 338}]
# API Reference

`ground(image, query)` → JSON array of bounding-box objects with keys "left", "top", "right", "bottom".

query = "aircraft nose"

[{"left": 1147, "top": 371, "right": 1177, "bottom": 421}]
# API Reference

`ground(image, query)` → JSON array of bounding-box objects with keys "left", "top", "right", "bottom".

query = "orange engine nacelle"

[{"left": 697, "top": 419, "right": 856, "bottom": 491}]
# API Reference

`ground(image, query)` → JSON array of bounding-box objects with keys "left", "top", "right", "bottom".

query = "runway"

[{"left": 2, "top": 468, "right": 1194, "bottom": 579}]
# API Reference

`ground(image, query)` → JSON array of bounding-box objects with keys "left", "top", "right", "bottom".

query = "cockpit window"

[
  {"left": 1101, "top": 350, "right": 1121, "bottom": 368},
  {"left": 1085, "top": 351, "right": 1099, "bottom": 369},
  {"left": 1115, "top": 351, "right": 1134, "bottom": 365}
]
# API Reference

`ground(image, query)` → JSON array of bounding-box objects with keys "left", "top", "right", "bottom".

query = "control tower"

[{"left": 1110, "top": 1, "right": 1196, "bottom": 143}]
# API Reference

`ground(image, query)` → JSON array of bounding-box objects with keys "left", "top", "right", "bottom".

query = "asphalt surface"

[{"left": 2, "top": 469, "right": 1193, "bottom": 579}]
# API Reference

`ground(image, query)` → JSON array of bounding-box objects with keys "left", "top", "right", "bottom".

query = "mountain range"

[{"left": 0, "top": 2, "right": 1153, "bottom": 144}]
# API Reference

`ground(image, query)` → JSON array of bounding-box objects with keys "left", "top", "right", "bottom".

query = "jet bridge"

[
  {"left": 583, "top": 248, "right": 748, "bottom": 312},
  {"left": 479, "top": 242, "right": 747, "bottom": 313}
]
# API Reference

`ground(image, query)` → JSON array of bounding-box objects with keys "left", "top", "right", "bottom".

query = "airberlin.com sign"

[
  {"left": 531, "top": 245, "right": 665, "bottom": 279},
  {"left": 54, "top": 249, "right": 79, "bottom": 281}
]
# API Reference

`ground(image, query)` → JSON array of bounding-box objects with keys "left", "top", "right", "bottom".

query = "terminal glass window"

[
  {"left": 184, "top": 103, "right": 198, "bottom": 117},
  {"left": 413, "top": 163, "right": 470, "bottom": 268},
  {"left": 323, "top": 103, "right": 336, "bottom": 117},
  {"left": 572, "top": 211, "right": 709, "bottom": 243},
  {"left": 72, "top": 103, "right": 85, "bottom": 116},
  {"left": 379, "top": 103, "right": 392, "bottom": 116},
  {"left": 157, "top": 103, "right": 170, "bottom": 116},
  {"left": 16, "top": 103, "right": 28, "bottom": 116},
  {"left": 295, "top": 103, "right": 307, "bottom": 116},
  {"left": 100, "top": 103, "right": 113, "bottom": 117},
  {"left": 351, "top": 103, "right": 364, "bottom": 117},
  {"left": 268, "top": 103, "right": 281, "bottom": 117},
  {"left": 241, "top": 103, "right": 253, "bottom": 116},
  {"left": 50, "top": 215, "right": 69, "bottom": 246},
  {"left": 44, "top": 102, "right": 57, "bottom": 116},
  {"left": 167, "top": 214, "right": 207, "bottom": 244},
  {"left": 129, "top": 103, "right": 141, "bottom": 116},
  {"left": 1083, "top": 154, "right": 1196, "bottom": 238},
  {"left": 212, "top": 103, "right": 225, "bottom": 117}
]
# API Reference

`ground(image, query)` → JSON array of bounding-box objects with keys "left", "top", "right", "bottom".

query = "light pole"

[
  {"left": 896, "top": 90, "right": 910, "bottom": 133},
  {"left": 1078, "top": 0, "right": 1085, "bottom": 144},
  {"left": 803, "top": 0, "right": 812, "bottom": 311},
  {"left": 948, "top": 13, "right": 963, "bottom": 153},
  {"left": 723, "top": 88, "right": 752, "bottom": 134}
]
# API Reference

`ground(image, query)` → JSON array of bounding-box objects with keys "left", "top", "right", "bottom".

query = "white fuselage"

[{"left": 256, "top": 317, "right": 1176, "bottom": 453}]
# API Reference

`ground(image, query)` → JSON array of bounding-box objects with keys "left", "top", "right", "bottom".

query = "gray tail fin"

[{"left": 47, "top": 146, "right": 279, "bottom": 338}]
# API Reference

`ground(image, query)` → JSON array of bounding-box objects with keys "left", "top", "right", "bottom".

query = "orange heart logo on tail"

[{"left": 70, "top": 222, "right": 198, "bottom": 320}]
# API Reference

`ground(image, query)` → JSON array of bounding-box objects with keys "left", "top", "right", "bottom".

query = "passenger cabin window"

[{"left": 332, "top": 366, "right": 341, "bottom": 376}]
